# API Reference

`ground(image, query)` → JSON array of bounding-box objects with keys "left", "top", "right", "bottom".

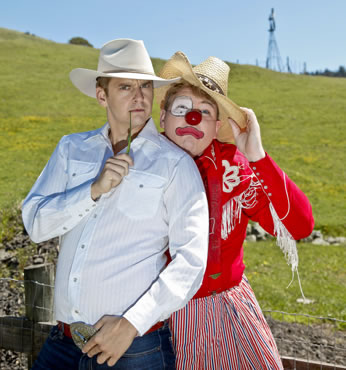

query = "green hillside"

[{"left": 1, "top": 28, "right": 345, "bottom": 234}]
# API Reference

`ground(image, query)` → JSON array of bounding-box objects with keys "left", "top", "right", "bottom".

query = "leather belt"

[{"left": 58, "top": 320, "right": 164, "bottom": 338}]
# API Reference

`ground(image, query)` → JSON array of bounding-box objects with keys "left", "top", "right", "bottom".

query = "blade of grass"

[{"left": 126, "top": 111, "right": 132, "bottom": 154}]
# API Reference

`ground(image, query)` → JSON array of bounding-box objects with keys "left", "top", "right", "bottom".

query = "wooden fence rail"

[{"left": 0, "top": 263, "right": 345, "bottom": 369}]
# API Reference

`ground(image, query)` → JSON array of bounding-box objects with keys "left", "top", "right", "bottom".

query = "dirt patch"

[{"left": 266, "top": 316, "right": 346, "bottom": 366}]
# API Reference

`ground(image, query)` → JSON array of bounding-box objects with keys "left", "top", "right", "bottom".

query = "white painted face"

[{"left": 160, "top": 87, "right": 222, "bottom": 157}]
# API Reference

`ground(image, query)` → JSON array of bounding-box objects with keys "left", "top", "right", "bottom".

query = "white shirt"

[{"left": 22, "top": 119, "right": 208, "bottom": 335}]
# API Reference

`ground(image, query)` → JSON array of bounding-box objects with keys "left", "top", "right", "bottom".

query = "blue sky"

[{"left": 1, "top": 0, "right": 345, "bottom": 73}]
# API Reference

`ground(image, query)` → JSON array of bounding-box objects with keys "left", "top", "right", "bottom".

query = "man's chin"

[
  {"left": 177, "top": 136, "right": 198, "bottom": 157},
  {"left": 131, "top": 114, "right": 151, "bottom": 127}
]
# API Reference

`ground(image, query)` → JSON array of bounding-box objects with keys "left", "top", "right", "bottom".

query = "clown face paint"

[{"left": 160, "top": 87, "right": 221, "bottom": 157}]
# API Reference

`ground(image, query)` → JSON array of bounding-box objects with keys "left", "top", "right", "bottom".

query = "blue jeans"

[{"left": 31, "top": 322, "right": 175, "bottom": 369}]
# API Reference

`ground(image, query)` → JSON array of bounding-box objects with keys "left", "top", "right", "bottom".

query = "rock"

[
  {"left": 296, "top": 297, "right": 315, "bottom": 304},
  {"left": 334, "top": 236, "right": 346, "bottom": 245},
  {"left": 33, "top": 255, "right": 45, "bottom": 265},
  {"left": 300, "top": 234, "right": 313, "bottom": 243},
  {"left": 312, "top": 238, "right": 329, "bottom": 246},
  {"left": 252, "top": 223, "right": 268, "bottom": 240},
  {"left": 246, "top": 235, "right": 257, "bottom": 242},
  {"left": 0, "top": 249, "right": 13, "bottom": 262},
  {"left": 311, "top": 230, "right": 323, "bottom": 240}
]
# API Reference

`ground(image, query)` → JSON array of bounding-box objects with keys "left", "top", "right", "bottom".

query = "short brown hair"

[
  {"left": 96, "top": 77, "right": 111, "bottom": 96},
  {"left": 162, "top": 81, "right": 219, "bottom": 119}
]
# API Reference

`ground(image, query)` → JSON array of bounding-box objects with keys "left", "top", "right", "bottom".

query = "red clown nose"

[{"left": 185, "top": 110, "right": 202, "bottom": 125}]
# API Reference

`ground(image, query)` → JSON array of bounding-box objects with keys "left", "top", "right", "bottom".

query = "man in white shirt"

[{"left": 22, "top": 38, "right": 209, "bottom": 369}]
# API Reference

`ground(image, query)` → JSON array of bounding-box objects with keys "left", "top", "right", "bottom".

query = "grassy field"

[
  {"left": 0, "top": 28, "right": 345, "bottom": 329},
  {"left": 244, "top": 240, "right": 346, "bottom": 328},
  {"left": 1, "top": 28, "right": 345, "bottom": 235}
]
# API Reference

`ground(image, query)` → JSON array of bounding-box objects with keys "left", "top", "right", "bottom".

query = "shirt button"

[
  {"left": 256, "top": 172, "right": 260, "bottom": 176},
  {"left": 72, "top": 173, "right": 76, "bottom": 177},
  {"left": 264, "top": 185, "right": 268, "bottom": 189},
  {"left": 75, "top": 310, "right": 79, "bottom": 314},
  {"left": 139, "top": 184, "right": 143, "bottom": 188},
  {"left": 79, "top": 214, "right": 83, "bottom": 217},
  {"left": 268, "top": 193, "right": 272, "bottom": 196},
  {"left": 63, "top": 227, "right": 67, "bottom": 230},
  {"left": 252, "top": 166, "right": 256, "bottom": 170},
  {"left": 85, "top": 209, "right": 89, "bottom": 212},
  {"left": 92, "top": 204, "right": 96, "bottom": 207},
  {"left": 260, "top": 179, "right": 264, "bottom": 183},
  {"left": 73, "top": 278, "right": 78, "bottom": 282},
  {"left": 94, "top": 214, "right": 97, "bottom": 218},
  {"left": 81, "top": 244, "right": 85, "bottom": 249}
]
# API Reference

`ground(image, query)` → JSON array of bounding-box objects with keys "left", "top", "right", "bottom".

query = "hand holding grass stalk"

[{"left": 126, "top": 112, "right": 132, "bottom": 154}]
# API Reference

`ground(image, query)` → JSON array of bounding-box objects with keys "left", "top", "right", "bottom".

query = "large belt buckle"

[{"left": 70, "top": 322, "right": 98, "bottom": 350}]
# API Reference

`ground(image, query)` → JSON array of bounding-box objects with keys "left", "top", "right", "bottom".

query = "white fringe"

[
  {"left": 269, "top": 203, "right": 306, "bottom": 300},
  {"left": 221, "top": 177, "right": 260, "bottom": 240},
  {"left": 220, "top": 175, "right": 306, "bottom": 300},
  {"left": 221, "top": 196, "right": 242, "bottom": 240},
  {"left": 269, "top": 203, "right": 298, "bottom": 271}
]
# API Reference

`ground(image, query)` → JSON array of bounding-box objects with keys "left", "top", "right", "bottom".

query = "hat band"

[
  {"left": 102, "top": 69, "right": 155, "bottom": 76},
  {"left": 196, "top": 74, "right": 224, "bottom": 96}
]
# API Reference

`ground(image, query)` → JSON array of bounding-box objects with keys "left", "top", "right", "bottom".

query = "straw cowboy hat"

[
  {"left": 70, "top": 38, "right": 180, "bottom": 98},
  {"left": 156, "top": 52, "right": 247, "bottom": 143}
]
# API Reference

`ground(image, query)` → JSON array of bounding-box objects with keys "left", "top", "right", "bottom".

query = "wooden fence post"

[{"left": 24, "top": 263, "right": 55, "bottom": 368}]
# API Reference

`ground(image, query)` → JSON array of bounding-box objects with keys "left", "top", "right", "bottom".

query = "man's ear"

[
  {"left": 159, "top": 110, "right": 167, "bottom": 130},
  {"left": 214, "top": 120, "right": 222, "bottom": 137},
  {"left": 96, "top": 87, "right": 107, "bottom": 107}
]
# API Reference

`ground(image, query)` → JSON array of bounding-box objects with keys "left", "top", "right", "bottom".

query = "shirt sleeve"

[
  {"left": 22, "top": 137, "right": 97, "bottom": 243},
  {"left": 123, "top": 154, "right": 209, "bottom": 335},
  {"left": 244, "top": 153, "right": 314, "bottom": 240}
]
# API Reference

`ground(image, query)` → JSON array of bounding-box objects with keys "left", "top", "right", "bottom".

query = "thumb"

[
  {"left": 93, "top": 316, "right": 106, "bottom": 331},
  {"left": 228, "top": 117, "right": 241, "bottom": 137}
]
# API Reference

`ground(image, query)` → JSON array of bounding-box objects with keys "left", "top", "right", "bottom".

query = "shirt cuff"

[
  {"left": 123, "top": 293, "right": 162, "bottom": 336},
  {"left": 66, "top": 180, "right": 98, "bottom": 223}
]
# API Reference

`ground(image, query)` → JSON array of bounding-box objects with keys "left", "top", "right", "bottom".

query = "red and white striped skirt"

[{"left": 170, "top": 275, "right": 283, "bottom": 369}]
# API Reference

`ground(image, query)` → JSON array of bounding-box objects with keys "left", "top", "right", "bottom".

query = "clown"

[{"left": 157, "top": 52, "right": 314, "bottom": 370}]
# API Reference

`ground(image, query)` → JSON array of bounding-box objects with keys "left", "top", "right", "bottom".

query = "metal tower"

[{"left": 266, "top": 8, "right": 284, "bottom": 72}]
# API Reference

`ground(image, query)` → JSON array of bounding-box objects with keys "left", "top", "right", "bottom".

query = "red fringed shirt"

[{"left": 193, "top": 140, "right": 314, "bottom": 298}]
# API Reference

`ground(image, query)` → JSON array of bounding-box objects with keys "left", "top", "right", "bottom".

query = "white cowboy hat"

[
  {"left": 70, "top": 38, "right": 180, "bottom": 98},
  {"left": 156, "top": 52, "right": 247, "bottom": 143}
]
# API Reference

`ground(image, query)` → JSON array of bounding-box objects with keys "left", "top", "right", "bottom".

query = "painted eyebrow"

[{"left": 200, "top": 100, "right": 217, "bottom": 108}]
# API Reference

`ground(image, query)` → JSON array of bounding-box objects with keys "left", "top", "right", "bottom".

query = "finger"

[
  {"left": 93, "top": 319, "right": 105, "bottom": 331},
  {"left": 239, "top": 107, "right": 253, "bottom": 114},
  {"left": 86, "top": 345, "right": 102, "bottom": 358},
  {"left": 97, "top": 352, "right": 112, "bottom": 365},
  {"left": 107, "top": 356, "right": 119, "bottom": 367},
  {"left": 82, "top": 337, "right": 97, "bottom": 353},
  {"left": 104, "top": 162, "right": 130, "bottom": 178},
  {"left": 240, "top": 107, "right": 257, "bottom": 124},
  {"left": 106, "top": 158, "right": 131, "bottom": 172},
  {"left": 113, "top": 153, "right": 134, "bottom": 166},
  {"left": 228, "top": 118, "right": 241, "bottom": 136}
]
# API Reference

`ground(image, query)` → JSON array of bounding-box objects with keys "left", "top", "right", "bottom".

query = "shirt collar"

[
  {"left": 136, "top": 118, "right": 161, "bottom": 148},
  {"left": 85, "top": 118, "right": 160, "bottom": 148}
]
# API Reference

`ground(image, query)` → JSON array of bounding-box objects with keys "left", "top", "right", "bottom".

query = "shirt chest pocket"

[
  {"left": 117, "top": 170, "right": 166, "bottom": 220},
  {"left": 67, "top": 160, "right": 98, "bottom": 189}
]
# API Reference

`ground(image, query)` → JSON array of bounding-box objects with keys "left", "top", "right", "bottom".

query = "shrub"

[{"left": 68, "top": 37, "right": 93, "bottom": 48}]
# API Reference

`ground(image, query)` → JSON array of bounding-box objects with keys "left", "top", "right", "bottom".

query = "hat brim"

[
  {"left": 155, "top": 52, "right": 247, "bottom": 143},
  {"left": 70, "top": 68, "right": 181, "bottom": 98}
]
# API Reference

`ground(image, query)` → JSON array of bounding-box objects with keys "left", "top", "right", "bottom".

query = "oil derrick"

[{"left": 266, "top": 8, "right": 284, "bottom": 72}]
